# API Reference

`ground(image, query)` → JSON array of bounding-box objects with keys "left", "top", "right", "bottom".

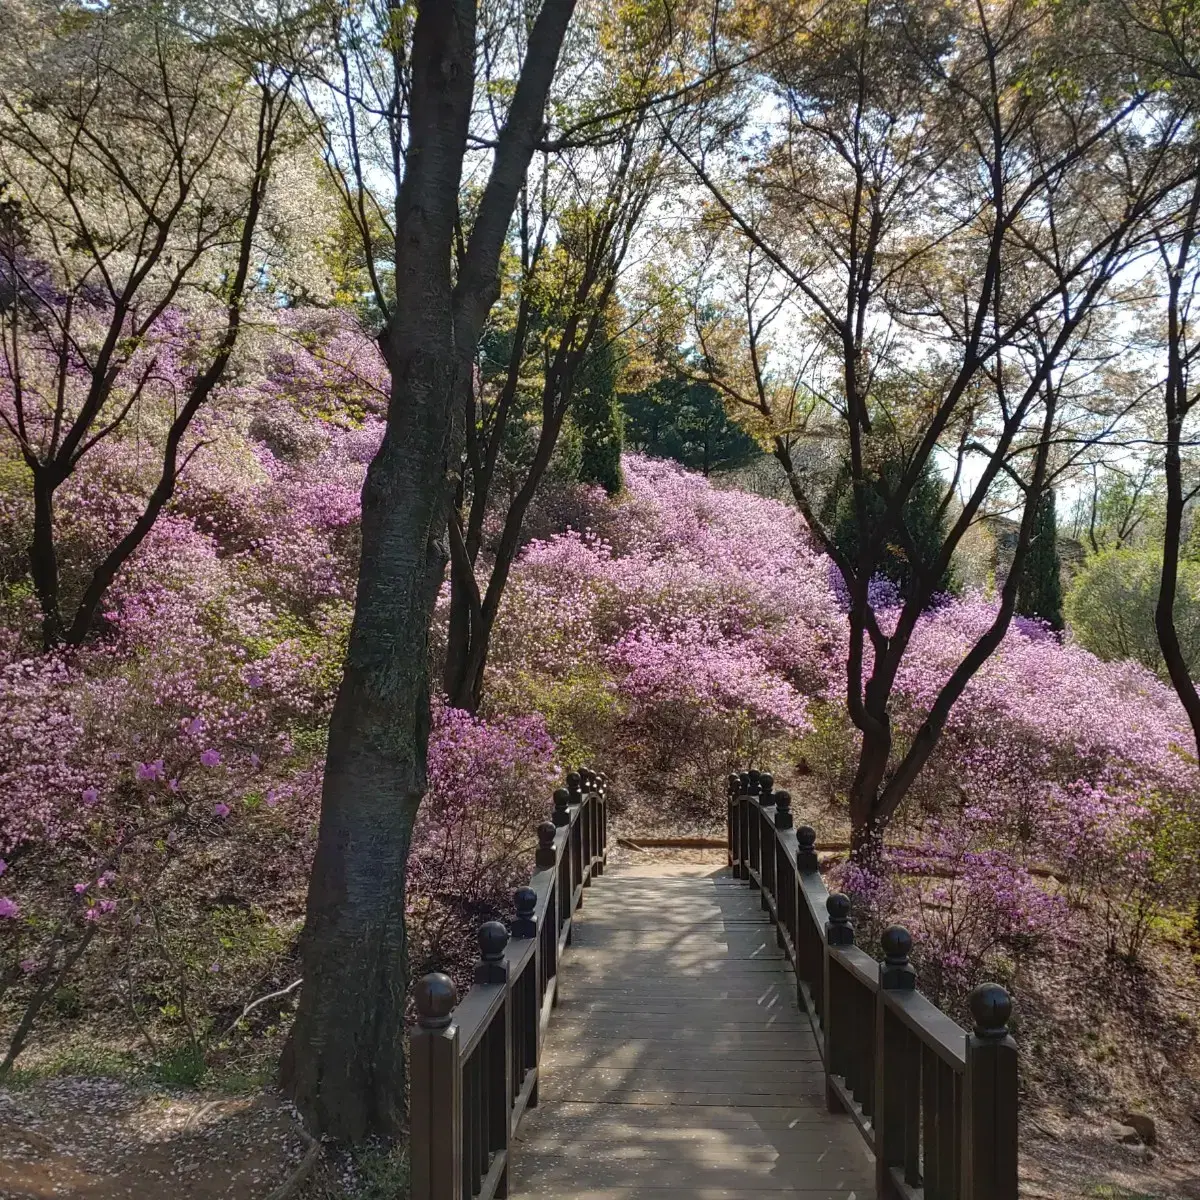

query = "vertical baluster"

[
  {"left": 937, "top": 1058, "right": 956, "bottom": 1198},
  {"left": 859, "top": 974, "right": 875, "bottom": 1117},
  {"left": 823, "top": 892, "right": 853, "bottom": 1112},
  {"left": 795, "top": 825, "right": 820, "bottom": 1014},
  {"left": 875, "top": 927, "right": 917, "bottom": 1197},
  {"left": 903, "top": 1026, "right": 921, "bottom": 1187},
  {"left": 410, "top": 974, "right": 461, "bottom": 1200},
  {"left": 469, "top": 1051, "right": 482, "bottom": 1196},
  {"left": 513, "top": 888, "right": 537, "bottom": 1105},
  {"left": 727, "top": 773, "right": 740, "bottom": 869},
  {"left": 963, "top": 984, "right": 1018, "bottom": 1200},
  {"left": 735, "top": 772, "right": 747, "bottom": 880},
  {"left": 474, "top": 922, "right": 510, "bottom": 1189},
  {"left": 953, "top": 1068, "right": 963, "bottom": 1197},
  {"left": 774, "top": 840, "right": 787, "bottom": 950},
  {"left": 922, "top": 1042, "right": 940, "bottom": 1200},
  {"left": 461, "top": 1055, "right": 472, "bottom": 1200}
]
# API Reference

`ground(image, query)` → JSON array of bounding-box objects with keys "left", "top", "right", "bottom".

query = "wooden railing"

[
  {"left": 410, "top": 768, "right": 609, "bottom": 1200},
  {"left": 729, "top": 769, "right": 1018, "bottom": 1200}
]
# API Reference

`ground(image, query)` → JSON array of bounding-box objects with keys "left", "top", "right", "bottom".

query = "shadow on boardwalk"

[{"left": 510, "top": 858, "right": 874, "bottom": 1199}]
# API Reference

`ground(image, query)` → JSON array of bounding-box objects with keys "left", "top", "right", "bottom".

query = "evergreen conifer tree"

[
  {"left": 576, "top": 324, "right": 624, "bottom": 494},
  {"left": 825, "top": 455, "right": 955, "bottom": 601},
  {"left": 1017, "top": 488, "right": 1064, "bottom": 630}
]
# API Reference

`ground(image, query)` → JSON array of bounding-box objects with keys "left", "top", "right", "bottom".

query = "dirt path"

[{"left": 0, "top": 1078, "right": 310, "bottom": 1199}]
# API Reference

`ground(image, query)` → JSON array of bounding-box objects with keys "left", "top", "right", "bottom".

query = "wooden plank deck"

[{"left": 510, "top": 859, "right": 875, "bottom": 1198}]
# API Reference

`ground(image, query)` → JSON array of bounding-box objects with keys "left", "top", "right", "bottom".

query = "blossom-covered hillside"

[{"left": 1, "top": 351, "right": 1197, "bottom": 1136}]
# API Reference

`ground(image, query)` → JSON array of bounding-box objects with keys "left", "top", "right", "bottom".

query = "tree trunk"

[
  {"left": 29, "top": 469, "right": 62, "bottom": 650},
  {"left": 847, "top": 722, "right": 890, "bottom": 871},
  {"left": 281, "top": 0, "right": 578, "bottom": 1142},
  {"left": 280, "top": 359, "right": 458, "bottom": 1141}
]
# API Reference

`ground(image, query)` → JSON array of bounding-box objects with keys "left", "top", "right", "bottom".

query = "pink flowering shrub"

[
  {"left": 0, "top": 315, "right": 569, "bottom": 1072},
  {"left": 2, "top": 302, "right": 1197, "bottom": 1089},
  {"left": 408, "top": 706, "right": 558, "bottom": 992}
]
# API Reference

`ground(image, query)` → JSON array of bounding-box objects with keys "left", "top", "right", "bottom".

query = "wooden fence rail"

[
  {"left": 410, "top": 768, "right": 609, "bottom": 1200},
  {"left": 729, "top": 769, "right": 1019, "bottom": 1200}
]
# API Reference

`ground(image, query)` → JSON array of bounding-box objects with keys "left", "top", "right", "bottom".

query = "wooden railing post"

[
  {"left": 511, "top": 887, "right": 539, "bottom": 1112},
  {"left": 514, "top": 886, "right": 537, "bottom": 939},
  {"left": 410, "top": 973, "right": 461, "bottom": 1200},
  {"left": 796, "top": 824, "right": 819, "bottom": 872},
  {"left": 475, "top": 922, "right": 512, "bottom": 1198},
  {"left": 963, "top": 983, "right": 1018, "bottom": 1200},
  {"left": 823, "top": 892, "right": 853, "bottom": 1113},
  {"left": 875, "top": 926, "right": 917, "bottom": 1199},
  {"left": 773, "top": 789, "right": 792, "bottom": 830},
  {"left": 535, "top": 820, "right": 557, "bottom": 869},
  {"left": 736, "top": 772, "right": 751, "bottom": 879},
  {"left": 567, "top": 771, "right": 590, "bottom": 881},
  {"left": 552, "top": 786, "right": 571, "bottom": 828},
  {"left": 727, "top": 772, "right": 740, "bottom": 871},
  {"left": 759, "top": 773, "right": 776, "bottom": 908}
]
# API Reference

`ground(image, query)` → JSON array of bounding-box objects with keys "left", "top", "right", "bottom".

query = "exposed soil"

[{"left": 0, "top": 1079, "right": 311, "bottom": 1200}]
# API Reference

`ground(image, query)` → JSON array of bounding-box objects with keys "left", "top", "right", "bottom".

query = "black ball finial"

[
  {"left": 825, "top": 891, "right": 854, "bottom": 946},
  {"left": 760, "top": 772, "right": 774, "bottom": 798},
  {"left": 796, "top": 824, "right": 818, "bottom": 871},
  {"left": 565, "top": 771, "right": 582, "bottom": 798},
  {"left": 748, "top": 768, "right": 761, "bottom": 787},
  {"left": 773, "top": 789, "right": 792, "bottom": 830},
  {"left": 881, "top": 925, "right": 912, "bottom": 963},
  {"left": 536, "top": 819, "right": 557, "bottom": 867},
  {"left": 478, "top": 920, "right": 510, "bottom": 962},
  {"left": 739, "top": 771, "right": 751, "bottom": 793},
  {"left": 415, "top": 973, "right": 456, "bottom": 1029},
  {"left": 553, "top": 787, "right": 571, "bottom": 827},
  {"left": 969, "top": 983, "right": 1012, "bottom": 1039},
  {"left": 728, "top": 773, "right": 740, "bottom": 798},
  {"left": 880, "top": 925, "right": 916, "bottom": 990},
  {"left": 515, "top": 887, "right": 537, "bottom": 919}
]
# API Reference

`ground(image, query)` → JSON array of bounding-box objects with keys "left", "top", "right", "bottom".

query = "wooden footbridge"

[{"left": 410, "top": 771, "right": 1018, "bottom": 1200}]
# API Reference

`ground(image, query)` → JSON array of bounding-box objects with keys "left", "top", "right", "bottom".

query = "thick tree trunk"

[
  {"left": 847, "top": 723, "right": 891, "bottom": 871},
  {"left": 281, "top": 357, "right": 459, "bottom": 1141},
  {"left": 281, "top": 0, "right": 578, "bottom": 1142}
]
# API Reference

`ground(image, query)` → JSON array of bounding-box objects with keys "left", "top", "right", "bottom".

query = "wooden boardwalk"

[{"left": 509, "top": 858, "right": 875, "bottom": 1199}]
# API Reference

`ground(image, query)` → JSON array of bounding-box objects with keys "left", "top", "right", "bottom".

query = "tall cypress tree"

[
  {"left": 576, "top": 321, "right": 624, "bottom": 494},
  {"left": 1017, "top": 488, "right": 1064, "bottom": 630},
  {"left": 825, "top": 454, "right": 955, "bottom": 601}
]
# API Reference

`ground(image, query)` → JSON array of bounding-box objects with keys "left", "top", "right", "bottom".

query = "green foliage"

[
  {"left": 823, "top": 456, "right": 954, "bottom": 600},
  {"left": 575, "top": 324, "right": 625, "bottom": 495},
  {"left": 1066, "top": 547, "right": 1200, "bottom": 678},
  {"left": 343, "top": 1143, "right": 410, "bottom": 1200},
  {"left": 492, "top": 666, "right": 624, "bottom": 771},
  {"left": 622, "top": 375, "right": 760, "bottom": 476},
  {"left": 153, "top": 1043, "right": 209, "bottom": 1088},
  {"left": 1017, "top": 489, "right": 1064, "bottom": 631}
]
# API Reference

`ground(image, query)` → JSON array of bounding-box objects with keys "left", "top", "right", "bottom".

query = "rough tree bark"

[
  {"left": 1155, "top": 177, "right": 1200, "bottom": 760},
  {"left": 281, "top": 0, "right": 578, "bottom": 1143}
]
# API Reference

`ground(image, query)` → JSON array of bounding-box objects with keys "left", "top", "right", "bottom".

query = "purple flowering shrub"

[
  {"left": 409, "top": 706, "right": 558, "bottom": 993},
  {"left": 2, "top": 312, "right": 1198, "bottom": 1086},
  {"left": 0, "top": 317, "right": 564, "bottom": 1072}
]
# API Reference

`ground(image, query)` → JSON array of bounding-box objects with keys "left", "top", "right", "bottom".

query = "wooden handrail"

[
  {"left": 727, "top": 770, "right": 1018, "bottom": 1200},
  {"left": 410, "top": 768, "right": 610, "bottom": 1200}
]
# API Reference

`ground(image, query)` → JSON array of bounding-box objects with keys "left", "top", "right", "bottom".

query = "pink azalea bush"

[
  {"left": 0, "top": 315, "right": 562, "bottom": 1068},
  {"left": 2, "top": 297, "right": 1197, "bottom": 1081}
]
